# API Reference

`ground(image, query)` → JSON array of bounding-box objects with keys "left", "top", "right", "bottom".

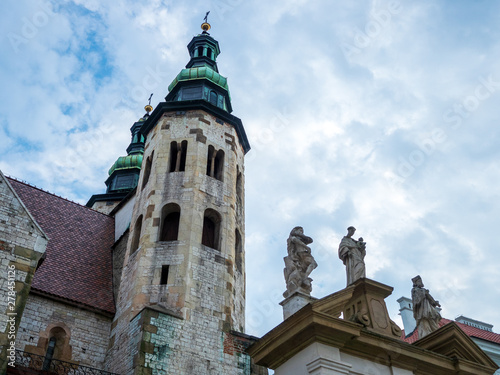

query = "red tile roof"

[
  {"left": 402, "top": 318, "right": 500, "bottom": 344},
  {"left": 8, "top": 177, "right": 116, "bottom": 314}
]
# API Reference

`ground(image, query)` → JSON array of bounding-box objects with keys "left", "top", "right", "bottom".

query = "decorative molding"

[{"left": 306, "top": 357, "right": 352, "bottom": 374}]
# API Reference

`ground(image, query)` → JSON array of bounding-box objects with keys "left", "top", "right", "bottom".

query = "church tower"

[
  {"left": 106, "top": 22, "right": 262, "bottom": 375},
  {"left": 86, "top": 115, "right": 146, "bottom": 214}
]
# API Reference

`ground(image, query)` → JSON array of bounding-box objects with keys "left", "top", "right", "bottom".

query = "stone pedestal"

[
  {"left": 280, "top": 291, "right": 317, "bottom": 320},
  {"left": 342, "top": 278, "right": 402, "bottom": 338}
]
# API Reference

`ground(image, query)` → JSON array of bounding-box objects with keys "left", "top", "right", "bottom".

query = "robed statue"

[
  {"left": 283, "top": 227, "right": 318, "bottom": 298},
  {"left": 338, "top": 226, "right": 366, "bottom": 286},
  {"left": 411, "top": 275, "right": 441, "bottom": 338}
]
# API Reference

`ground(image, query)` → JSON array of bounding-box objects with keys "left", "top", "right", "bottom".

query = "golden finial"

[
  {"left": 201, "top": 11, "right": 211, "bottom": 33},
  {"left": 145, "top": 93, "right": 153, "bottom": 114}
]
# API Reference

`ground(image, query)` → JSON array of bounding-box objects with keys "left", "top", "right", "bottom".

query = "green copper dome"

[
  {"left": 108, "top": 154, "right": 143, "bottom": 176},
  {"left": 168, "top": 66, "right": 229, "bottom": 93}
]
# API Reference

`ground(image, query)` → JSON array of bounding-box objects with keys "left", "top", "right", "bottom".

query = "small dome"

[
  {"left": 168, "top": 66, "right": 228, "bottom": 93},
  {"left": 108, "top": 154, "right": 143, "bottom": 176}
]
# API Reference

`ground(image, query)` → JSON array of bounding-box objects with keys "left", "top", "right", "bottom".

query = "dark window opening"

[
  {"left": 197, "top": 46, "right": 203, "bottom": 57},
  {"left": 207, "top": 48, "right": 212, "bottom": 59},
  {"left": 160, "top": 265, "right": 169, "bottom": 285},
  {"left": 161, "top": 212, "right": 180, "bottom": 241},
  {"left": 131, "top": 215, "right": 143, "bottom": 253},
  {"left": 209, "top": 91, "right": 217, "bottom": 106},
  {"left": 160, "top": 203, "right": 181, "bottom": 241},
  {"left": 202, "top": 217, "right": 215, "bottom": 248},
  {"left": 43, "top": 326, "right": 68, "bottom": 370},
  {"left": 202, "top": 209, "right": 221, "bottom": 250},
  {"left": 206, "top": 146, "right": 224, "bottom": 181},
  {"left": 114, "top": 175, "right": 135, "bottom": 190},
  {"left": 235, "top": 229, "right": 243, "bottom": 274},
  {"left": 142, "top": 151, "right": 154, "bottom": 189},
  {"left": 182, "top": 86, "right": 202, "bottom": 100},
  {"left": 215, "top": 150, "right": 224, "bottom": 180},
  {"left": 169, "top": 141, "right": 187, "bottom": 172},
  {"left": 42, "top": 337, "right": 56, "bottom": 371}
]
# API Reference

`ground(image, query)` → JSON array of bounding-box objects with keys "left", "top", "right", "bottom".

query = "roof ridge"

[
  {"left": 454, "top": 319, "right": 500, "bottom": 335},
  {"left": 402, "top": 317, "right": 500, "bottom": 344},
  {"left": 6, "top": 175, "right": 113, "bottom": 218}
]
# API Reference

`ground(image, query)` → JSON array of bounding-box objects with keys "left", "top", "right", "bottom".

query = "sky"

[{"left": 2, "top": 0, "right": 500, "bottom": 342}]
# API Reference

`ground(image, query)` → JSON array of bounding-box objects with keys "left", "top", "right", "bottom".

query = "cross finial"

[
  {"left": 201, "top": 11, "right": 211, "bottom": 33},
  {"left": 144, "top": 93, "right": 153, "bottom": 114}
]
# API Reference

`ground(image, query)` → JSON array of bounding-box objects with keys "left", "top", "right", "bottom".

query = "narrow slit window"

[
  {"left": 169, "top": 141, "right": 188, "bottom": 172},
  {"left": 215, "top": 150, "right": 224, "bottom": 181},
  {"left": 206, "top": 146, "right": 224, "bottom": 181},
  {"left": 236, "top": 168, "right": 243, "bottom": 205},
  {"left": 131, "top": 215, "right": 143, "bottom": 253},
  {"left": 160, "top": 265, "right": 169, "bottom": 285},
  {"left": 235, "top": 229, "right": 243, "bottom": 274},
  {"left": 142, "top": 151, "right": 154, "bottom": 189}
]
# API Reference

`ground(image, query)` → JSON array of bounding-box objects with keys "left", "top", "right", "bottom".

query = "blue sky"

[{"left": 2, "top": 0, "right": 500, "bottom": 342}]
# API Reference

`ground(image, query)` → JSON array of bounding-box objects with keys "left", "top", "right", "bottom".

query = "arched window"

[
  {"left": 206, "top": 145, "right": 224, "bottom": 181},
  {"left": 169, "top": 141, "right": 187, "bottom": 172},
  {"left": 160, "top": 203, "right": 181, "bottom": 241},
  {"left": 202, "top": 208, "right": 221, "bottom": 250},
  {"left": 209, "top": 90, "right": 217, "bottom": 106},
  {"left": 142, "top": 151, "right": 154, "bottom": 189},
  {"left": 131, "top": 215, "right": 143, "bottom": 253},
  {"left": 235, "top": 229, "right": 243, "bottom": 274}
]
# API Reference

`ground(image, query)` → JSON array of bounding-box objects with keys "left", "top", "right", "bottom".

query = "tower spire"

[
  {"left": 201, "top": 11, "right": 211, "bottom": 34},
  {"left": 105, "top": 27, "right": 259, "bottom": 374}
]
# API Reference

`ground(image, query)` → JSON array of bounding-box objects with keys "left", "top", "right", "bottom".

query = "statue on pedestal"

[
  {"left": 283, "top": 227, "right": 317, "bottom": 298},
  {"left": 338, "top": 226, "right": 366, "bottom": 286},
  {"left": 411, "top": 275, "right": 441, "bottom": 339}
]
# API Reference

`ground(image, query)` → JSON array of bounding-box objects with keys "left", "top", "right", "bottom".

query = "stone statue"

[
  {"left": 283, "top": 227, "right": 317, "bottom": 298},
  {"left": 411, "top": 275, "right": 441, "bottom": 339},
  {"left": 338, "top": 226, "right": 366, "bottom": 286}
]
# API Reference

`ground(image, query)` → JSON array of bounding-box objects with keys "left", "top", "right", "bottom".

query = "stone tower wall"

[{"left": 106, "top": 109, "right": 248, "bottom": 374}]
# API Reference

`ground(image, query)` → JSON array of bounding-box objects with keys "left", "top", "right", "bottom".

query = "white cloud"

[{"left": 2, "top": 0, "right": 500, "bottom": 342}]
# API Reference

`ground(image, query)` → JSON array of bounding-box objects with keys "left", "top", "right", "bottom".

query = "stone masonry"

[
  {"left": 15, "top": 293, "right": 112, "bottom": 369},
  {"left": 105, "top": 109, "right": 251, "bottom": 374},
  {"left": 0, "top": 171, "right": 47, "bottom": 374}
]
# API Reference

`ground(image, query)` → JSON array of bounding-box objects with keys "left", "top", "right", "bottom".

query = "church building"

[
  {"left": 1, "top": 18, "right": 499, "bottom": 375},
  {"left": 1, "top": 21, "right": 266, "bottom": 375}
]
